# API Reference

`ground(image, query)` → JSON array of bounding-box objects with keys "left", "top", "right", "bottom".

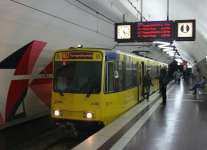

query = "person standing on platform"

[
  {"left": 173, "top": 69, "right": 182, "bottom": 84},
  {"left": 143, "top": 69, "right": 153, "bottom": 101},
  {"left": 160, "top": 68, "right": 169, "bottom": 104}
]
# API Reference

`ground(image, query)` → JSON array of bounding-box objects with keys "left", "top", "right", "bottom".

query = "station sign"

[
  {"left": 135, "top": 21, "right": 174, "bottom": 42},
  {"left": 175, "top": 20, "right": 196, "bottom": 41}
]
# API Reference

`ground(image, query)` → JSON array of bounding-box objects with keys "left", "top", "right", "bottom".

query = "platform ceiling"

[
  {"left": 1, "top": 0, "right": 206, "bottom": 64},
  {"left": 82, "top": 0, "right": 207, "bottom": 64}
]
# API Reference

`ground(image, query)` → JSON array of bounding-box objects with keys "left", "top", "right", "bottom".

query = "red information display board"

[{"left": 135, "top": 21, "right": 174, "bottom": 42}]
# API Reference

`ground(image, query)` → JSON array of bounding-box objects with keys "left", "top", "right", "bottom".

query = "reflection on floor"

[{"left": 124, "top": 79, "right": 207, "bottom": 150}]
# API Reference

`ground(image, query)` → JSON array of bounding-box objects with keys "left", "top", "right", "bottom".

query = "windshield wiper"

[
  {"left": 85, "top": 77, "right": 98, "bottom": 98},
  {"left": 86, "top": 87, "right": 94, "bottom": 98}
]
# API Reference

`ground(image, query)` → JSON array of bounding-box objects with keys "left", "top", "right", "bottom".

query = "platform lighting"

[
  {"left": 166, "top": 51, "right": 175, "bottom": 57},
  {"left": 166, "top": 52, "right": 175, "bottom": 57},
  {"left": 169, "top": 53, "right": 175, "bottom": 57},
  {"left": 187, "top": 62, "right": 193, "bottom": 68},
  {"left": 162, "top": 48, "right": 173, "bottom": 52},
  {"left": 153, "top": 41, "right": 176, "bottom": 57},
  {"left": 175, "top": 56, "right": 182, "bottom": 59},
  {"left": 77, "top": 44, "right": 83, "bottom": 48},
  {"left": 153, "top": 41, "right": 171, "bottom": 45},
  {"left": 158, "top": 45, "right": 174, "bottom": 49},
  {"left": 175, "top": 58, "right": 183, "bottom": 63}
]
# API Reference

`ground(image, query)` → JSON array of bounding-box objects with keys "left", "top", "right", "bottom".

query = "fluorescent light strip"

[{"left": 153, "top": 41, "right": 171, "bottom": 45}]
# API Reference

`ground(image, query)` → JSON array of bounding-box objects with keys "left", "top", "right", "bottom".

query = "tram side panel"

[{"left": 102, "top": 52, "right": 138, "bottom": 124}]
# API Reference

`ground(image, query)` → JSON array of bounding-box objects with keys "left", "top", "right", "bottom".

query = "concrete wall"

[{"left": 194, "top": 57, "right": 207, "bottom": 78}]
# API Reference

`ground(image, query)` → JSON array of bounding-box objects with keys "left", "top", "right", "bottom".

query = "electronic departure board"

[
  {"left": 114, "top": 20, "right": 195, "bottom": 43},
  {"left": 135, "top": 21, "right": 174, "bottom": 42}
]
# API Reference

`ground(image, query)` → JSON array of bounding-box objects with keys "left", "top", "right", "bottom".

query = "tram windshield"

[{"left": 54, "top": 61, "right": 102, "bottom": 93}]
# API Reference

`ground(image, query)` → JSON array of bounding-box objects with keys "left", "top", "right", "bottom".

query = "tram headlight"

[
  {"left": 54, "top": 110, "right": 60, "bottom": 117},
  {"left": 84, "top": 112, "right": 93, "bottom": 119}
]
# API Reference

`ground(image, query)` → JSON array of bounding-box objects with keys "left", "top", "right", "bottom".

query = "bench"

[{"left": 198, "top": 84, "right": 207, "bottom": 95}]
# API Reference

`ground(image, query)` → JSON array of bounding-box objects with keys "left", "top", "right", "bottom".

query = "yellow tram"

[{"left": 51, "top": 47, "right": 167, "bottom": 126}]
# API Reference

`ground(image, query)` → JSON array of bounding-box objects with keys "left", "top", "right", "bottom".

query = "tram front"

[{"left": 51, "top": 48, "right": 104, "bottom": 127}]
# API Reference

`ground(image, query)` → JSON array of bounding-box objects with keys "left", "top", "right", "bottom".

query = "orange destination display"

[
  {"left": 55, "top": 51, "right": 102, "bottom": 61},
  {"left": 135, "top": 21, "right": 174, "bottom": 42}
]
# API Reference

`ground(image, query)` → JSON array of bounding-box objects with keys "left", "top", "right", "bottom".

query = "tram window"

[
  {"left": 122, "top": 61, "right": 126, "bottom": 90},
  {"left": 124, "top": 56, "right": 137, "bottom": 89},
  {"left": 55, "top": 72, "right": 68, "bottom": 91},
  {"left": 125, "top": 56, "right": 131, "bottom": 88},
  {"left": 119, "top": 56, "right": 137, "bottom": 89},
  {"left": 132, "top": 63, "right": 137, "bottom": 86},
  {"left": 54, "top": 62, "right": 101, "bottom": 93},
  {"left": 157, "top": 66, "right": 160, "bottom": 78},
  {"left": 151, "top": 65, "right": 157, "bottom": 79},
  {"left": 118, "top": 61, "right": 124, "bottom": 91},
  {"left": 105, "top": 57, "right": 138, "bottom": 93},
  {"left": 105, "top": 62, "right": 115, "bottom": 93},
  {"left": 108, "top": 62, "right": 114, "bottom": 92}
]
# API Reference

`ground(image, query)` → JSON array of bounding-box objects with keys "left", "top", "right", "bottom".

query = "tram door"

[
  {"left": 105, "top": 61, "right": 115, "bottom": 93},
  {"left": 137, "top": 62, "right": 141, "bottom": 102},
  {"left": 141, "top": 62, "right": 145, "bottom": 100},
  {"left": 136, "top": 62, "right": 140, "bottom": 102}
]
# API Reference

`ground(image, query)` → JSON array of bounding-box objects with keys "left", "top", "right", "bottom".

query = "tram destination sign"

[
  {"left": 135, "top": 21, "right": 174, "bottom": 42},
  {"left": 55, "top": 51, "right": 102, "bottom": 61}
]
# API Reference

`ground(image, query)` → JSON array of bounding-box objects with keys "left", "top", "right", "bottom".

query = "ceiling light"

[
  {"left": 175, "top": 58, "right": 183, "bottom": 63},
  {"left": 162, "top": 48, "right": 174, "bottom": 52},
  {"left": 174, "top": 55, "right": 179, "bottom": 58},
  {"left": 158, "top": 44, "right": 174, "bottom": 50},
  {"left": 77, "top": 44, "right": 83, "bottom": 48},
  {"left": 166, "top": 51, "right": 175, "bottom": 55},
  {"left": 153, "top": 41, "right": 171, "bottom": 45},
  {"left": 166, "top": 51, "right": 175, "bottom": 57}
]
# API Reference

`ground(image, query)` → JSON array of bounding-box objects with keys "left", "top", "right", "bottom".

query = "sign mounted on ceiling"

[
  {"left": 175, "top": 20, "right": 196, "bottom": 41},
  {"left": 135, "top": 21, "right": 174, "bottom": 42},
  {"left": 115, "top": 23, "right": 134, "bottom": 43},
  {"left": 114, "top": 19, "right": 196, "bottom": 43}
]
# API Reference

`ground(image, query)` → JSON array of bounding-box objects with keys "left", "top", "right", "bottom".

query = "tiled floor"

[{"left": 124, "top": 80, "right": 207, "bottom": 150}]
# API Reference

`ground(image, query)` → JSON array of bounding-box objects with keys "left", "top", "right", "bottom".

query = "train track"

[{"left": 11, "top": 126, "right": 98, "bottom": 150}]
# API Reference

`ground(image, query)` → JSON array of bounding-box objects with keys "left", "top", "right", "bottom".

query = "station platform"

[{"left": 73, "top": 80, "right": 207, "bottom": 150}]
